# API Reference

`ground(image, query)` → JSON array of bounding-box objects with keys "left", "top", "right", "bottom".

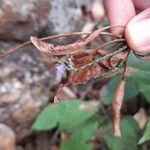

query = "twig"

[{"left": 96, "top": 39, "right": 125, "bottom": 50}]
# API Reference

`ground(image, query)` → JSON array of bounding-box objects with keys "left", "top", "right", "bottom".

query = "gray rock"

[
  {"left": 0, "top": 0, "right": 50, "bottom": 40},
  {"left": 0, "top": 41, "right": 56, "bottom": 140}
]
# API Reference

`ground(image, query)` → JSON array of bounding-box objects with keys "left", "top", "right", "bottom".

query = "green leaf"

[
  {"left": 128, "top": 52, "right": 150, "bottom": 71},
  {"left": 102, "top": 75, "right": 139, "bottom": 105},
  {"left": 128, "top": 53, "right": 150, "bottom": 102},
  {"left": 101, "top": 76, "right": 119, "bottom": 105},
  {"left": 32, "top": 100, "right": 98, "bottom": 131},
  {"left": 58, "top": 100, "right": 98, "bottom": 130},
  {"left": 131, "top": 71, "right": 150, "bottom": 102},
  {"left": 138, "top": 120, "right": 150, "bottom": 144},
  {"left": 100, "top": 116, "right": 140, "bottom": 150},
  {"left": 102, "top": 52, "right": 150, "bottom": 105},
  {"left": 61, "top": 121, "right": 98, "bottom": 150},
  {"left": 32, "top": 104, "right": 59, "bottom": 130}
]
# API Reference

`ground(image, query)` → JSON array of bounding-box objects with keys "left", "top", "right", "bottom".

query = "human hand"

[{"left": 104, "top": 0, "right": 150, "bottom": 58}]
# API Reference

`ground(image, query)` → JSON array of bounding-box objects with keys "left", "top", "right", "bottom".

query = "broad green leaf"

[
  {"left": 131, "top": 71, "right": 150, "bottom": 102},
  {"left": 138, "top": 120, "right": 150, "bottom": 144},
  {"left": 128, "top": 52, "right": 150, "bottom": 71},
  {"left": 32, "top": 100, "right": 98, "bottom": 131},
  {"left": 32, "top": 104, "right": 59, "bottom": 130},
  {"left": 61, "top": 121, "right": 98, "bottom": 150},
  {"left": 128, "top": 53, "right": 150, "bottom": 102},
  {"left": 102, "top": 52, "right": 150, "bottom": 105},
  {"left": 100, "top": 116, "right": 140, "bottom": 150},
  {"left": 57, "top": 100, "right": 98, "bottom": 130},
  {"left": 101, "top": 75, "right": 119, "bottom": 105}
]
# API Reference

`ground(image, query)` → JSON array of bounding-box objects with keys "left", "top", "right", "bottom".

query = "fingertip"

[
  {"left": 133, "top": 0, "right": 150, "bottom": 11},
  {"left": 125, "top": 8, "right": 150, "bottom": 53},
  {"left": 104, "top": 0, "right": 136, "bottom": 35}
]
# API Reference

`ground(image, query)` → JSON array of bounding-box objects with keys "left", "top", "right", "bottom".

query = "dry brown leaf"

[{"left": 112, "top": 77, "right": 125, "bottom": 137}]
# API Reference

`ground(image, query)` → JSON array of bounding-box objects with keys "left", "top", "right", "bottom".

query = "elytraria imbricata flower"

[{"left": 56, "top": 63, "right": 67, "bottom": 81}]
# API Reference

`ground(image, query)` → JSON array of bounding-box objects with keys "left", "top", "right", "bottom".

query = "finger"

[
  {"left": 103, "top": 0, "right": 136, "bottom": 34},
  {"left": 133, "top": 0, "right": 150, "bottom": 11},
  {"left": 125, "top": 8, "right": 150, "bottom": 53}
]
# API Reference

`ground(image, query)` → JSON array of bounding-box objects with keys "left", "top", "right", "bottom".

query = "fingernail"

[{"left": 125, "top": 17, "right": 150, "bottom": 53}]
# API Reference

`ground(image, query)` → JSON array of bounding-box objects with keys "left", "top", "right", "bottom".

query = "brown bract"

[
  {"left": 65, "top": 50, "right": 127, "bottom": 85},
  {"left": 66, "top": 51, "right": 107, "bottom": 85}
]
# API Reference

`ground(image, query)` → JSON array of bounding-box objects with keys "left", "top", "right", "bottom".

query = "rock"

[
  {"left": 134, "top": 108, "right": 148, "bottom": 130},
  {"left": 0, "top": 124, "right": 16, "bottom": 150},
  {"left": 0, "top": 41, "right": 56, "bottom": 140},
  {"left": 39, "top": 0, "right": 82, "bottom": 37},
  {"left": 44, "top": 0, "right": 104, "bottom": 35},
  {"left": 40, "top": 0, "right": 95, "bottom": 36},
  {"left": 0, "top": 0, "right": 50, "bottom": 40},
  {"left": 0, "top": 0, "right": 100, "bottom": 41}
]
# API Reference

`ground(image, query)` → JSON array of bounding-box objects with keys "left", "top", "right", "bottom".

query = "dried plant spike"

[
  {"left": 112, "top": 76, "right": 125, "bottom": 137},
  {"left": 0, "top": 32, "right": 91, "bottom": 58},
  {"left": 31, "top": 25, "right": 125, "bottom": 56},
  {"left": 30, "top": 36, "right": 83, "bottom": 55},
  {"left": 0, "top": 25, "right": 124, "bottom": 58}
]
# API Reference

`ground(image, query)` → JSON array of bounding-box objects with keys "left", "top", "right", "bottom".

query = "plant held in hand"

[{"left": 0, "top": 25, "right": 131, "bottom": 136}]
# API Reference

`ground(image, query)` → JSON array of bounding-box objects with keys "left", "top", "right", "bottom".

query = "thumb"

[{"left": 125, "top": 8, "right": 150, "bottom": 54}]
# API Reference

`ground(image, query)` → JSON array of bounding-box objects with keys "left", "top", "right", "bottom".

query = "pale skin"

[{"left": 104, "top": 0, "right": 150, "bottom": 56}]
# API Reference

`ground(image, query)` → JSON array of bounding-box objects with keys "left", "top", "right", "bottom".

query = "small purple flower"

[{"left": 55, "top": 63, "right": 66, "bottom": 81}]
